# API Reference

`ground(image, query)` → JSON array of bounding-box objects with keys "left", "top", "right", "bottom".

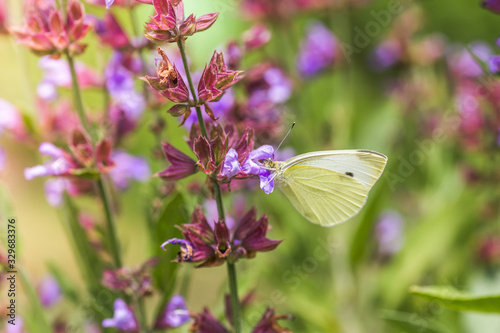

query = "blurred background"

[{"left": 1, "top": 0, "right": 500, "bottom": 332}]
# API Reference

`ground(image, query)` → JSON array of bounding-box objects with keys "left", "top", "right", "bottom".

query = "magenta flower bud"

[
  {"left": 154, "top": 295, "right": 190, "bottom": 329},
  {"left": 102, "top": 299, "right": 139, "bottom": 332},
  {"left": 198, "top": 51, "right": 244, "bottom": 103},
  {"left": 142, "top": 48, "right": 190, "bottom": 103},
  {"left": 155, "top": 142, "right": 198, "bottom": 180},
  {"left": 243, "top": 23, "right": 271, "bottom": 51},
  {"left": 38, "top": 275, "right": 62, "bottom": 307}
]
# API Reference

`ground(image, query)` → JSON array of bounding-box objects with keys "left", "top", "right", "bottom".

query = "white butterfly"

[{"left": 263, "top": 150, "right": 388, "bottom": 227}]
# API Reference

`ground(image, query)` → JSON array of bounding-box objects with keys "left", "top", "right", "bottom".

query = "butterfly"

[{"left": 262, "top": 150, "right": 387, "bottom": 227}]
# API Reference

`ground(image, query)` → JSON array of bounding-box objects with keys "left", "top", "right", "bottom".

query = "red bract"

[
  {"left": 0, "top": 0, "right": 8, "bottom": 35},
  {"left": 190, "top": 124, "right": 254, "bottom": 180},
  {"left": 252, "top": 308, "right": 293, "bottom": 333},
  {"left": 141, "top": 48, "right": 190, "bottom": 103},
  {"left": 162, "top": 206, "right": 281, "bottom": 268},
  {"left": 198, "top": 51, "right": 244, "bottom": 103},
  {"left": 144, "top": 0, "right": 218, "bottom": 43},
  {"left": 102, "top": 258, "right": 158, "bottom": 296},
  {"left": 155, "top": 142, "right": 198, "bottom": 180},
  {"left": 10, "top": 0, "right": 91, "bottom": 57},
  {"left": 190, "top": 308, "right": 230, "bottom": 333}
]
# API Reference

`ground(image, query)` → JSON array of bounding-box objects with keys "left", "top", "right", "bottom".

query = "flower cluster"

[
  {"left": 162, "top": 205, "right": 281, "bottom": 267},
  {"left": 11, "top": 0, "right": 91, "bottom": 57}
]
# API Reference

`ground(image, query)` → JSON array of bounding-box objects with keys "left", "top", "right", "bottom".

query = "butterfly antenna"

[{"left": 276, "top": 122, "right": 295, "bottom": 152}]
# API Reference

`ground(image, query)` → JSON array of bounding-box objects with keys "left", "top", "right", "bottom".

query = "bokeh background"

[{"left": 1, "top": 0, "right": 500, "bottom": 332}]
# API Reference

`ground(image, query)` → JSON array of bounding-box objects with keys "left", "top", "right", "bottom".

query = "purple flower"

[
  {"left": 242, "top": 145, "right": 274, "bottom": 175},
  {"left": 375, "top": 211, "right": 404, "bottom": 257},
  {"left": 221, "top": 148, "right": 242, "bottom": 179},
  {"left": 247, "top": 66, "right": 292, "bottom": 110},
  {"left": 369, "top": 39, "right": 402, "bottom": 71},
  {"left": 0, "top": 146, "right": 6, "bottom": 172},
  {"left": 483, "top": 0, "right": 500, "bottom": 14},
  {"left": 102, "top": 299, "right": 139, "bottom": 332},
  {"left": 154, "top": 295, "right": 190, "bottom": 329},
  {"left": 106, "top": 52, "right": 146, "bottom": 117},
  {"left": 109, "top": 150, "right": 150, "bottom": 190},
  {"left": 37, "top": 56, "right": 101, "bottom": 101},
  {"left": 24, "top": 143, "right": 71, "bottom": 180},
  {"left": 448, "top": 43, "right": 491, "bottom": 78},
  {"left": 163, "top": 206, "right": 281, "bottom": 267},
  {"left": 241, "top": 145, "right": 277, "bottom": 193},
  {"left": 161, "top": 238, "right": 194, "bottom": 262},
  {"left": 297, "top": 21, "right": 337, "bottom": 76},
  {"left": 489, "top": 55, "right": 500, "bottom": 74},
  {"left": 44, "top": 178, "right": 69, "bottom": 207},
  {"left": 38, "top": 275, "right": 62, "bottom": 307}
]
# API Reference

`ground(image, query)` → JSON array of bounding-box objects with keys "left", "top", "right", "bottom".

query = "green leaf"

[
  {"left": 151, "top": 192, "right": 187, "bottom": 318},
  {"left": 411, "top": 285, "right": 500, "bottom": 313},
  {"left": 19, "top": 270, "right": 53, "bottom": 333}
]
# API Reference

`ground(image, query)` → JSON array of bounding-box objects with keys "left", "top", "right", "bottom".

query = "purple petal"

[
  {"left": 109, "top": 150, "right": 150, "bottom": 190},
  {"left": 155, "top": 295, "right": 190, "bottom": 328},
  {"left": 221, "top": 148, "right": 241, "bottom": 179},
  {"left": 38, "top": 275, "right": 62, "bottom": 307},
  {"left": 106, "top": 0, "right": 115, "bottom": 9},
  {"left": 44, "top": 178, "right": 68, "bottom": 207},
  {"left": 258, "top": 169, "right": 275, "bottom": 194},
  {"left": 241, "top": 145, "right": 275, "bottom": 175},
  {"left": 39, "top": 142, "right": 65, "bottom": 158},
  {"left": 102, "top": 299, "right": 138, "bottom": 331},
  {"left": 161, "top": 238, "right": 192, "bottom": 251},
  {"left": 489, "top": 55, "right": 500, "bottom": 74},
  {"left": 297, "top": 21, "right": 337, "bottom": 76},
  {"left": 24, "top": 165, "right": 51, "bottom": 180}
]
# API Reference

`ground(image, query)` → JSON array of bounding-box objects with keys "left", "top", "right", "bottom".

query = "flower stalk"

[
  {"left": 66, "top": 51, "right": 122, "bottom": 269},
  {"left": 176, "top": 37, "right": 242, "bottom": 333},
  {"left": 66, "top": 50, "right": 90, "bottom": 135},
  {"left": 176, "top": 39, "right": 208, "bottom": 138}
]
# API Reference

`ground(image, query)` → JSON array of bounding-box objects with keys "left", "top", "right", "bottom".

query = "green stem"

[
  {"left": 97, "top": 177, "right": 123, "bottom": 268},
  {"left": 176, "top": 39, "right": 208, "bottom": 138},
  {"left": 227, "top": 262, "right": 241, "bottom": 333},
  {"left": 66, "top": 50, "right": 122, "bottom": 269},
  {"left": 65, "top": 50, "right": 90, "bottom": 136},
  {"left": 176, "top": 38, "right": 241, "bottom": 333},
  {"left": 137, "top": 297, "right": 150, "bottom": 333}
]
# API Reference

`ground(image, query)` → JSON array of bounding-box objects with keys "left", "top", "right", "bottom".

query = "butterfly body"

[{"left": 264, "top": 150, "right": 387, "bottom": 227}]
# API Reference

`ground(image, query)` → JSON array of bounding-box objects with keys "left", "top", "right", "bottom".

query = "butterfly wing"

[
  {"left": 277, "top": 165, "right": 368, "bottom": 226},
  {"left": 281, "top": 150, "right": 387, "bottom": 191}
]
